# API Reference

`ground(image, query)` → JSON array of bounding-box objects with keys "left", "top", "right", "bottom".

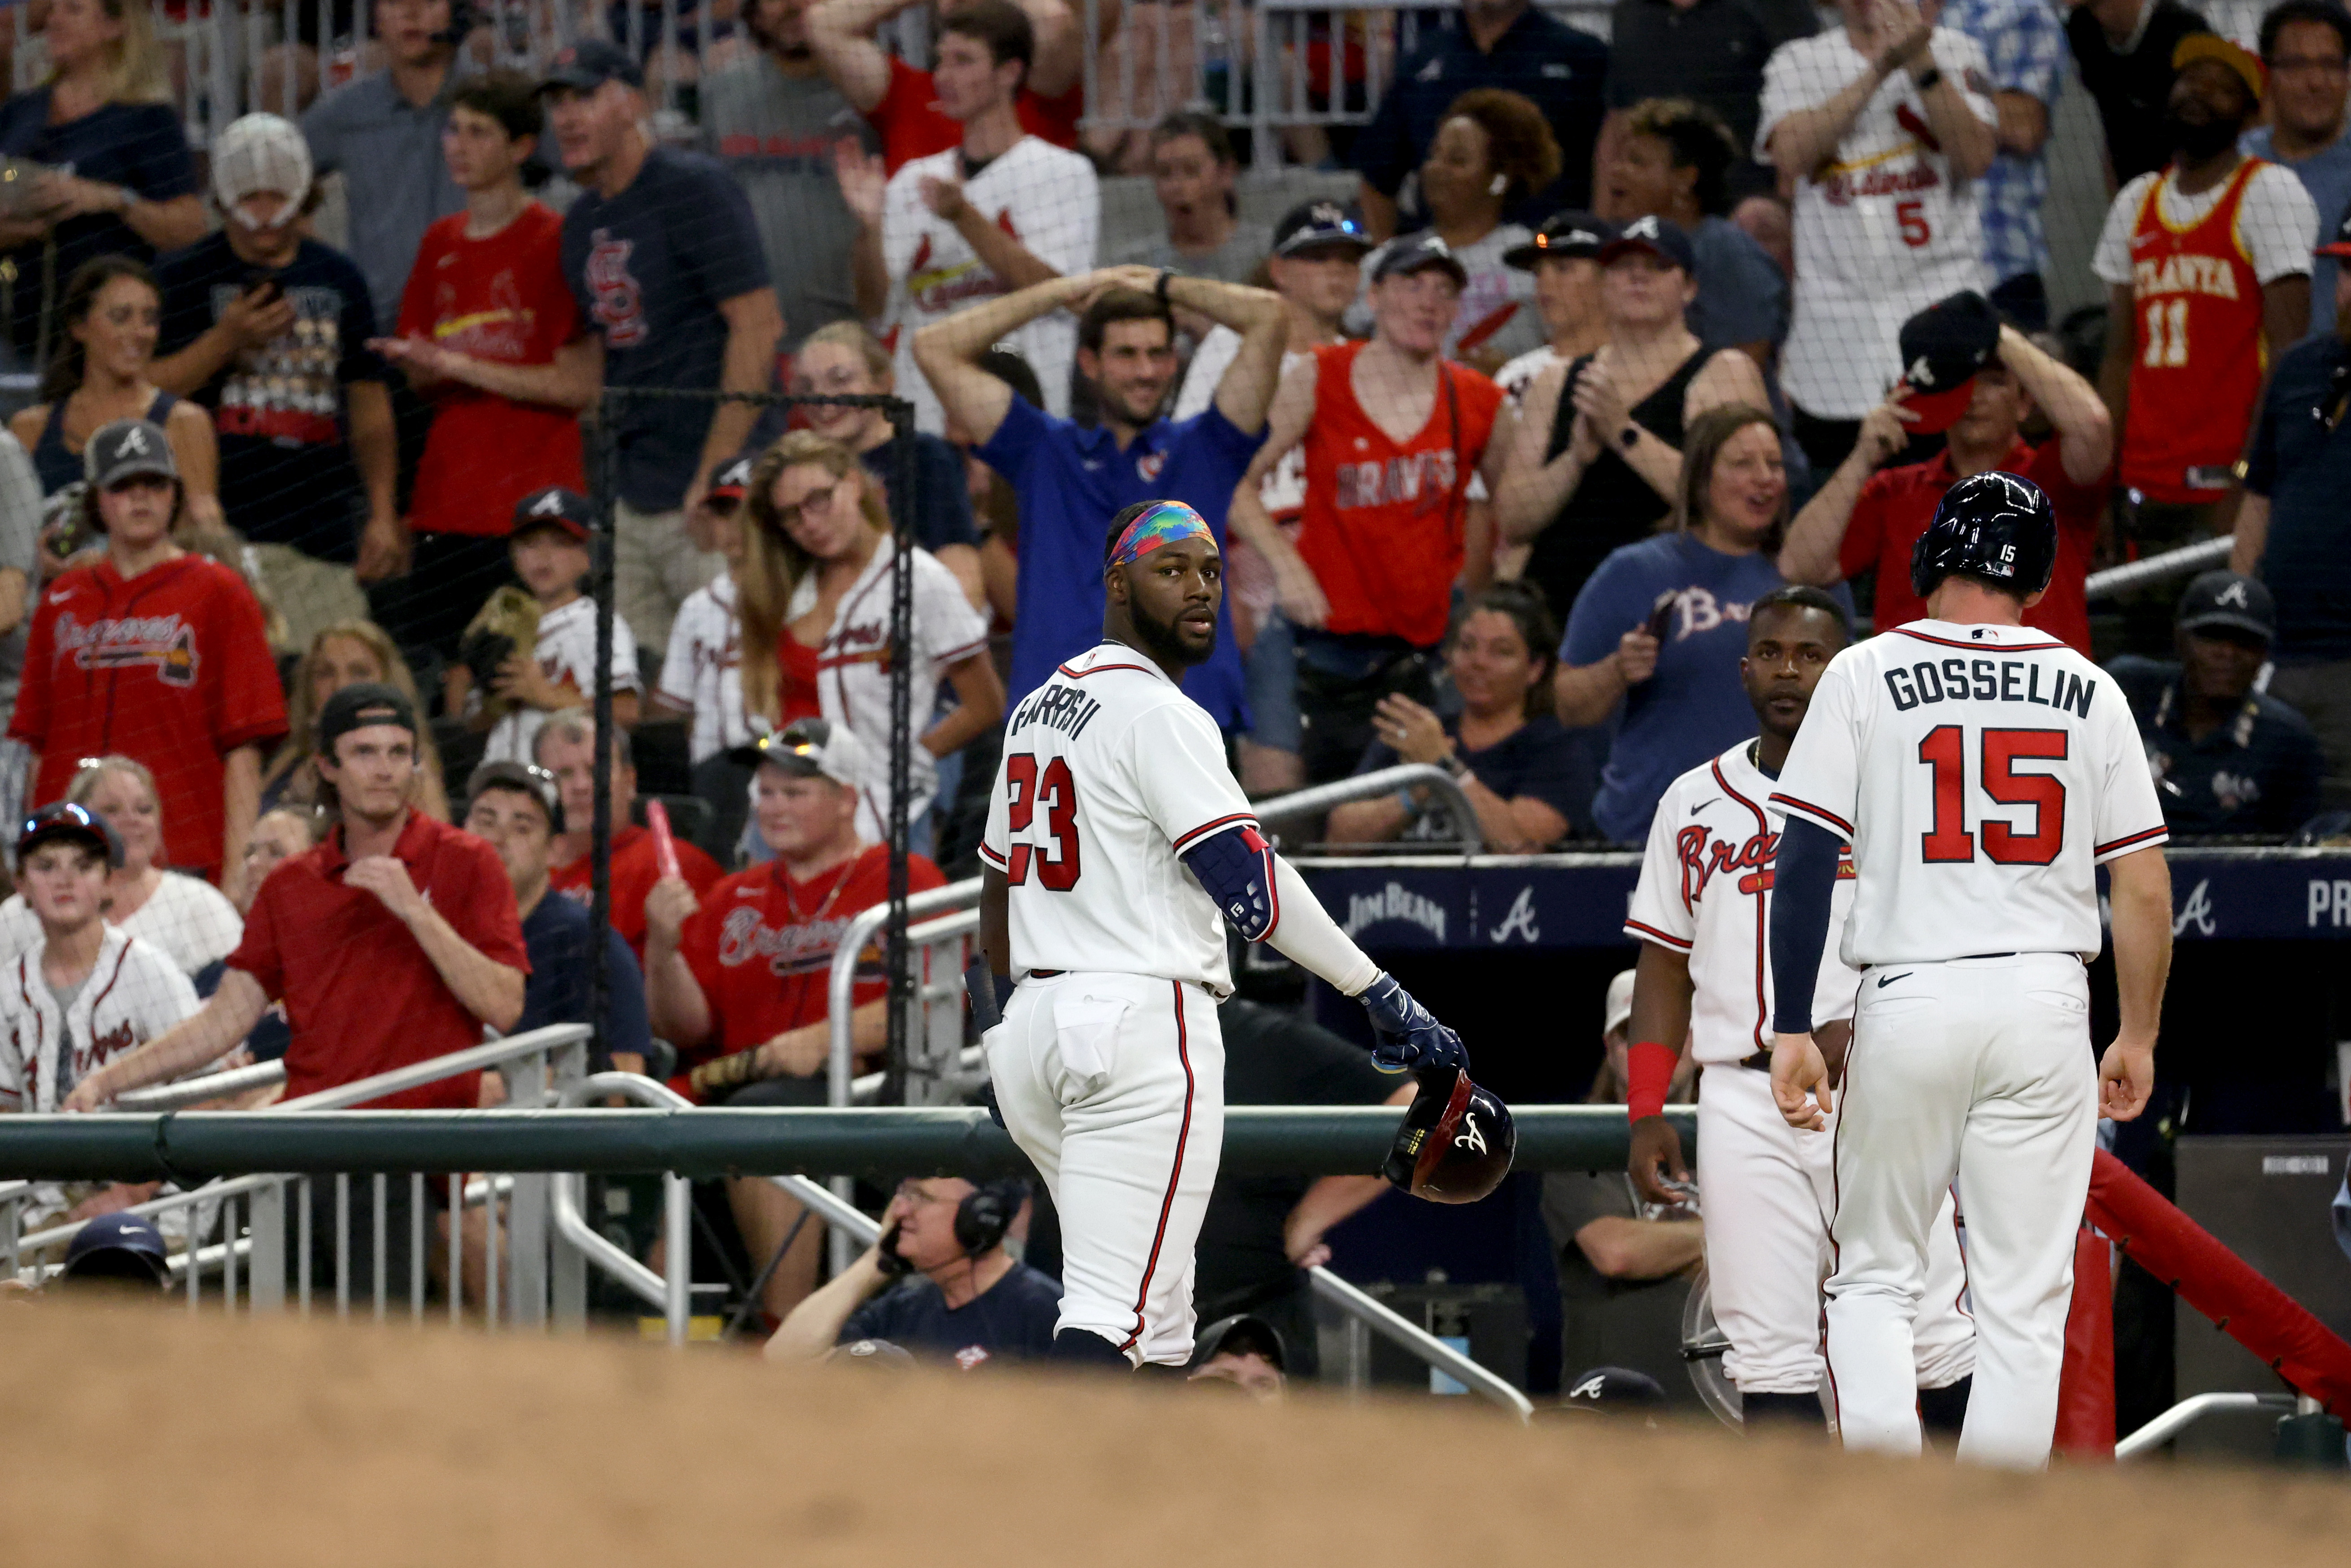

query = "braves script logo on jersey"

[
  {"left": 1676, "top": 822, "right": 1855, "bottom": 905},
  {"left": 1335, "top": 451, "right": 1458, "bottom": 510},
  {"left": 584, "top": 231, "right": 647, "bottom": 348},
  {"left": 53, "top": 612, "right": 198, "bottom": 687},
  {"left": 717, "top": 906, "right": 863, "bottom": 978}
]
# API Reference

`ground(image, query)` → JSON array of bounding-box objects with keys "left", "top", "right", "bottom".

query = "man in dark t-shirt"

[
  {"left": 2065, "top": 0, "right": 2212, "bottom": 186},
  {"left": 765, "top": 1175, "right": 1059, "bottom": 1368},
  {"left": 1193, "top": 1000, "right": 1411, "bottom": 1380}
]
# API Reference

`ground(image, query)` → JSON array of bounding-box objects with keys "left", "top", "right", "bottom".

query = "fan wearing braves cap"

[
  {"left": 1782, "top": 290, "right": 2114, "bottom": 653},
  {"left": 1229, "top": 234, "right": 1515, "bottom": 784},
  {"left": 150, "top": 113, "right": 402, "bottom": 653},
  {"left": 2107, "top": 571, "right": 2324, "bottom": 835},
  {"left": 2092, "top": 33, "right": 2316, "bottom": 543},
  {"left": 11, "top": 418, "right": 288, "bottom": 885},
  {"left": 1493, "top": 211, "right": 1612, "bottom": 403},
  {"left": 0, "top": 802, "right": 197, "bottom": 1127},
  {"left": 644, "top": 716, "right": 946, "bottom": 1317},
  {"left": 448, "top": 486, "right": 642, "bottom": 765}
]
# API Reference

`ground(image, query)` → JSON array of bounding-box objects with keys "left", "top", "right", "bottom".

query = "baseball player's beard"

[{"left": 1129, "top": 596, "right": 1218, "bottom": 671}]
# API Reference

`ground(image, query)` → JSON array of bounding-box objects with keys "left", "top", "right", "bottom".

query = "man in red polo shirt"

[
  {"left": 67, "top": 682, "right": 529, "bottom": 1116},
  {"left": 1782, "top": 291, "right": 2113, "bottom": 653},
  {"left": 534, "top": 709, "right": 724, "bottom": 962},
  {"left": 808, "top": 0, "right": 1085, "bottom": 172},
  {"left": 645, "top": 716, "right": 944, "bottom": 1319}
]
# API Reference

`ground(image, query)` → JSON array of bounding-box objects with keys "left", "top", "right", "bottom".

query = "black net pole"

[
  {"left": 882, "top": 403, "right": 916, "bottom": 1105},
  {"left": 587, "top": 396, "right": 618, "bottom": 1070}
]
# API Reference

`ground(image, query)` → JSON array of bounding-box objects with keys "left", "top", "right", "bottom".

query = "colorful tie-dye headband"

[{"left": 1107, "top": 500, "right": 1214, "bottom": 568}]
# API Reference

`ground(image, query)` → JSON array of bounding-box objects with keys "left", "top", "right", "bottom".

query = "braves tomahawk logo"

[
  {"left": 55, "top": 612, "right": 199, "bottom": 688},
  {"left": 584, "top": 230, "right": 647, "bottom": 348}
]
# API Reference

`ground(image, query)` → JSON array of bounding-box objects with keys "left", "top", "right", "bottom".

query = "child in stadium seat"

[
  {"left": 651, "top": 459, "right": 764, "bottom": 855},
  {"left": 447, "top": 487, "right": 642, "bottom": 766}
]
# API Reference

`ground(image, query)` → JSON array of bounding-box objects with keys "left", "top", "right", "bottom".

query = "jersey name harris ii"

[
  {"left": 979, "top": 642, "right": 1258, "bottom": 995},
  {"left": 1769, "top": 620, "right": 2168, "bottom": 968}
]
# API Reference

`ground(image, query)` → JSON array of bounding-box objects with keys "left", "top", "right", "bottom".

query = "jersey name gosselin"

[{"left": 1882, "top": 652, "right": 2097, "bottom": 716}]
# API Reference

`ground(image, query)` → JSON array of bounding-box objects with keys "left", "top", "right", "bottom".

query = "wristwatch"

[
  {"left": 1618, "top": 424, "right": 1640, "bottom": 452},
  {"left": 1155, "top": 269, "right": 1175, "bottom": 305},
  {"left": 109, "top": 185, "right": 134, "bottom": 213},
  {"left": 1913, "top": 66, "right": 1943, "bottom": 90}
]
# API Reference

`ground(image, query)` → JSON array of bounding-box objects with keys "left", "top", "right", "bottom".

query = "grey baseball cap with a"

[
  {"left": 540, "top": 37, "right": 645, "bottom": 94},
  {"left": 85, "top": 419, "right": 178, "bottom": 489},
  {"left": 1371, "top": 232, "right": 1469, "bottom": 289},
  {"left": 2175, "top": 570, "right": 2276, "bottom": 642},
  {"left": 211, "top": 112, "right": 313, "bottom": 217},
  {"left": 730, "top": 716, "right": 872, "bottom": 790}
]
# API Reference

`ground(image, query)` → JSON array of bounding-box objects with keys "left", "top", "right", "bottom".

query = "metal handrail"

[
  {"left": 1308, "top": 1266, "right": 1534, "bottom": 1418},
  {"left": 116, "top": 1059, "right": 288, "bottom": 1111},
  {"left": 110, "top": 1024, "right": 594, "bottom": 1115},
  {"left": 2083, "top": 536, "right": 2235, "bottom": 601},
  {"left": 2114, "top": 1392, "right": 2299, "bottom": 1458},
  {"left": 1254, "top": 764, "right": 1485, "bottom": 853},
  {"left": 550, "top": 1072, "right": 694, "bottom": 1343},
  {"left": 826, "top": 878, "right": 983, "bottom": 1108}
]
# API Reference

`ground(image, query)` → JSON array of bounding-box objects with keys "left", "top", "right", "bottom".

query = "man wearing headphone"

[{"left": 762, "top": 1176, "right": 1060, "bottom": 1368}]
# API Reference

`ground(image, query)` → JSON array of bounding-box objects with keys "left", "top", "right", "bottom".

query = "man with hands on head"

[
  {"left": 914, "top": 261, "right": 1287, "bottom": 732},
  {"left": 64, "top": 682, "right": 528, "bottom": 1115},
  {"left": 1622, "top": 585, "right": 1975, "bottom": 1432}
]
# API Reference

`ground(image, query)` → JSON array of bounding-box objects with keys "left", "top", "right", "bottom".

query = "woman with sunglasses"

[
  {"left": 736, "top": 430, "right": 1002, "bottom": 858},
  {"left": 7, "top": 419, "right": 287, "bottom": 888}
]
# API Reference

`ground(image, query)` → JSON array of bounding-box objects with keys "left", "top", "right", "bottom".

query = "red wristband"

[{"left": 1626, "top": 1040, "right": 1677, "bottom": 1122}]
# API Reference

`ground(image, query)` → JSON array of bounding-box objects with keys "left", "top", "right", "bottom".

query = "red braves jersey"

[
  {"left": 11, "top": 554, "right": 287, "bottom": 881},
  {"left": 1296, "top": 341, "right": 1503, "bottom": 647},
  {"left": 397, "top": 202, "right": 586, "bottom": 537},
  {"left": 680, "top": 844, "right": 945, "bottom": 1065},
  {"left": 2120, "top": 160, "right": 2268, "bottom": 503},
  {"left": 549, "top": 822, "right": 723, "bottom": 964}
]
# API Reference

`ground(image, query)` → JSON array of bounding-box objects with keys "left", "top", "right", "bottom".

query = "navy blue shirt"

[
  {"left": 1352, "top": 8, "right": 1611, "bottom": 220},
  {"left": 839, "top": 1259, "right": 1062, "bottom": 1367},
  {"left": 520, "top": 887, "right": 653, "bottom": 1064},
  {"left": 976, "top": 395, "right": 1264, "bottom": 728},
  {"left": 2242, "top": 334, "right": 2351, "bottom": 660},
  {"left": 2109, "top": 656, "right": 2324, "bottom": 836},
  {"left": 154, "top": 234, "right": 387, "bottom": 561},
  {"left": 1354, "top": 712, "right": 1583, "bottom": 841},
  {"left": 0, "top": 92, "right": 197, "bottom": 360},
  {"left": 1563, "top": 532, "right": 1849, "bottom": 843},
  {"left": 560, "top": 147, "right": 771, "bottom": 513}
]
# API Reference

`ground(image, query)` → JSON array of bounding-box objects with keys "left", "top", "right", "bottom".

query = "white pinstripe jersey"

[
  {"left": 1770, "top": 619, "right": 2168, "bottom": 968},
  {"left": 979, "top": 642, "right": 1254, "bottom": 996},
  {"left": 1627, "top": 743, "right": 1865, "bottom": 1066}
]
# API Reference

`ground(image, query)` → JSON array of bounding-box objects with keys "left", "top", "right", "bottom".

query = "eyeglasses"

[
  {"left": 767, "top": 476, "right": 845, "bottom": 531},
  {"left": 894, "top": 1180, "right": 957, "bottom": 1210}
]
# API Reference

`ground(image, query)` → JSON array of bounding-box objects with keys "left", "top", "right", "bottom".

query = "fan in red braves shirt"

[
  {"left": 533, "top": 709, "right": 723, "bottom": 962},
  {"left": 12, "top": 421, "right": 286, "bottom": 885}
]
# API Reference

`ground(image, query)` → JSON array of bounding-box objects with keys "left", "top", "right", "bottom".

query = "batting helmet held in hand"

[
  {"left": 1382, "top": 1065, "right": 1515, "bottom": 1204},
  {"left": 1910, "top": 470, "right": 2057, "bottom": 601}
]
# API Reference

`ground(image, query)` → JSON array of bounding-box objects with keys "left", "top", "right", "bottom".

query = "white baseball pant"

[
  {"left": 1826, "top": 953, "right": 2098, "bottom": 1467},
  {"left": 984, "top": 970, "right": 1225, "bottom": 1367},
  {"left": 1699, "top": 1062, "right": 1975, "bottom": 1397}
]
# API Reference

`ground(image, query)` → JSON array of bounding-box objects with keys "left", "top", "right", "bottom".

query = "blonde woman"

[
  {"left": 739, "top": 431, "right": 1003, "bottom": 856},
  {"left": 0, "top": 756, "right": 244, "bottom": 979},
  {"left": 0, "top": 0, "right": 206, "bottom": 365},
  {"left": 259, "top": 620, "right": 452, "bottom": 825}
]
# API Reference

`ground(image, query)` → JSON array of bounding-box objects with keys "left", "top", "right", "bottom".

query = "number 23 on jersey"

[{"left": 1003, "top": 753, "right": 1082, "bottom": 889}]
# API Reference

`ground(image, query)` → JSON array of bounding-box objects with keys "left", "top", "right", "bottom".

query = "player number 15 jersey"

[
  {"left": 1768, "top": 621, "right": 2168, "bottom": 968},
  {"left": 979, "top": 642, "right": 1257, "bottom": 995}
]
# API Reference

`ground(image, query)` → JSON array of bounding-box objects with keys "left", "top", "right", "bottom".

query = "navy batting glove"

[{"left": 1360, "top": 971, "right": 1468, "bottom": 1077}]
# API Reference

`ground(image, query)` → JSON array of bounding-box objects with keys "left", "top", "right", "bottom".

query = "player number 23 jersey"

[
  {"left": 1768, "top": 621, "right": 2168, "bottom": 967},
  {"left": 979, "top": 642, "right": 1257, "bottom": 995}
]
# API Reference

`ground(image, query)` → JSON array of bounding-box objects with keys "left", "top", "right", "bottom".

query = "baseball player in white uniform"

[
  {"left": 1768, "top": 473, "right": 2173, "bottom": 1467},
  {"left": 1626, "top": 586, "right": 1975, "bottom": 1432},
  {"left": 977, "top": 499, "right": 1468, "bottom": 1370}
]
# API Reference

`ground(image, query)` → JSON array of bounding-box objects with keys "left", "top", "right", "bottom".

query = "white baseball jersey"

[
  {"left": 1770, "top": 619, "right": 2168, "bottom": 968},
  {"left": 655, "top": 574, "right": 759, "bottom": 765},
  {"left": 979, "top": 640, "right": 1255, "bottom": 995},
  {"left": 0, "top": 871, "right": 241, "bottom": 978},
  {"left": 790, "top": 536, "right": 989, "bottom": 844},
  {"left": 1757, "top": 28, "right": 1995, "bottom": 417},
  {"left": 1493, "top": 344, "right": 1564, "bottom": 408},
  {"left": 482, "top": 596, "right": 642, "bottom": 765},
  {"left": 883, "top": 136, "right": 1099, "bottom": 434},
  {"left": 0, "top": 926, "right": 200, "bottom": 1112},
  {"left": 1627, "top": 742, "right": 1864, "bottom": 1066}
]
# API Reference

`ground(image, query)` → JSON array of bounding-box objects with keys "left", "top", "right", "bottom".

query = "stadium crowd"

[{"left": 0, "top": 0, "right": 2348, "bottom": 1387}]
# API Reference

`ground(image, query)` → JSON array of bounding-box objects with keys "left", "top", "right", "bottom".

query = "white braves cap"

[
  {"left": 212, "top": 114, "right": 313, "bottom": 224},
  {"left": 1604, "top": 969, "right": 1635, "bottom": 1037}
]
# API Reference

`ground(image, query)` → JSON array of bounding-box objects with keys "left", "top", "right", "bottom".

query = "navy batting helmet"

[
  {"left": 1910, "top": 471, "right": 2057, "bottom": 600},
  {"left": 1383, "top": 1065, "right": 1515, "bottom": 1204}
]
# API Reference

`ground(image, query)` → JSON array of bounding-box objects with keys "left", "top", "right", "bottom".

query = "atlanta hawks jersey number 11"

[{"left": 979, "top": 642, "right": 1260, "bottom": 995}]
